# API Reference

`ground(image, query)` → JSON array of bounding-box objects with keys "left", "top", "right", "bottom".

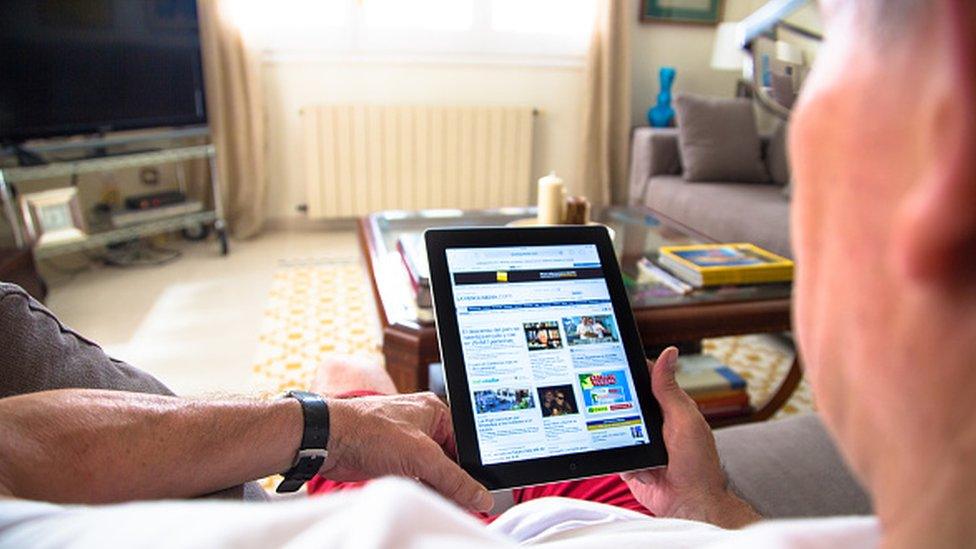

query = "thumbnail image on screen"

[
  {"left": 523, "top": 321, "right": 563, "bottom": 351},
  {"left": 537, "top": 384, "right": 579, "bottom": 417},
  {"left": 562, "top": 315, "right": 619, "bottom": 346},
  {"left": 473, "top": 388, "right": 536, "bottom": 414}
]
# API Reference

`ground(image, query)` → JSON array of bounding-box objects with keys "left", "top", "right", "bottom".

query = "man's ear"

[
  {"left": 892, "top": 1, "right": 976, "bottom": 287},
  {"left": 894, "top": 154, "right": 976, "bottom": 286}
]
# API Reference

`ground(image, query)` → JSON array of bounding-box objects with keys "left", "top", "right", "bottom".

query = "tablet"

[{"left": 425, "top": 226, "right": 667, "bottom": 490}]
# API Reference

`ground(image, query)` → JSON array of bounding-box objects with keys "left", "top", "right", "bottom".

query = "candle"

[{"left": 537, "top": 171, "right": 565, "bottom": 225}]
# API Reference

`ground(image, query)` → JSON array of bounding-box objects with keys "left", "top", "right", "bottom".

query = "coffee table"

[{"left": 358, "top": 206, "right": 801, "bottom": 426}]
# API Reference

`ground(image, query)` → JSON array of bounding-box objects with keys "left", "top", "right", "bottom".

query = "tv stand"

[
  {"left": 10, "top": 145, "right": 46, "bottom": 167},
  {"left": 0, "top": 127, "right": 228, "bottom": 257}
]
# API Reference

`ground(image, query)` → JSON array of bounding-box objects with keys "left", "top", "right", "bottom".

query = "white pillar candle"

[{"left": 537, "top": 171, "right": 565, "bottom": 225}]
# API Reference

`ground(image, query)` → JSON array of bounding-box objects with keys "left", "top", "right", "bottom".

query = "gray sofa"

[{"left": 628, "top": 127, "right": 793, "bottom": 258}]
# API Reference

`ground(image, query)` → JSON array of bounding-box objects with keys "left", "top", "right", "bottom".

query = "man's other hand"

[
  {"left": 621, "top": 347, "right": 760, "bottom": 528},
  {"left": 321, "top": 392, "right": 493, "bottom": 512}
]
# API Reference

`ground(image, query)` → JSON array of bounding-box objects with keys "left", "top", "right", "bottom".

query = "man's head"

[{"left": 790, "top": 0, "right": 976, "bottom": 502}]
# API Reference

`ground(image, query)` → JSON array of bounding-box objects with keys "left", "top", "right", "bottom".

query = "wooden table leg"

[
  {"left": 382, "top": 331, "right": 427, "bottom": 393},
  {"left": 380, "top": 325, "right": 443, "bottom": 394},
  {"left": 749, "top": 355, "right": 804, "bottom": 422}
]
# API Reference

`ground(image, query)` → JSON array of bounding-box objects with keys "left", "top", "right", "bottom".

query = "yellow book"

[{"left": 658, "top": 243, "right": 793, "bottom": 287}]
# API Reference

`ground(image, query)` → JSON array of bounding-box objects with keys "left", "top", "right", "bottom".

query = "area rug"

[
  {"left": 250, "top": 259, "right": 814, "bottom": 413},
  {"left": 250, "top": 257, "right": 383, "bottom": 398}
]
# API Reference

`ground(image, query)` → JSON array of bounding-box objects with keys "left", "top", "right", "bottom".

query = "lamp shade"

[{"left": 711, "top": 22, "right": 745, "bottom": 71}]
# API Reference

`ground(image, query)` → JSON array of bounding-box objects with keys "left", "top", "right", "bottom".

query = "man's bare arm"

[
  {"left": 0, "top": 389, "right": 303, "bottom": 503},
  {"left": 0, "top": 389, "right": 493, "bottom": 510}
]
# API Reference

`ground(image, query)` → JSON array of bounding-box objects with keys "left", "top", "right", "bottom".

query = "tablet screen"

[{"left": 446, "top": 244, "right": 651, "bottom": 466}]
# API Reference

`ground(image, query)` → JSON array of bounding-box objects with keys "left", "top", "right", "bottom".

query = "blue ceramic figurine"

[{"left": 648, "top": 66, "right": 676, "bottom": 128}]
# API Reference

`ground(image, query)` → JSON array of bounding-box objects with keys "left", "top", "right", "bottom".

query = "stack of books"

[
  {"left": 636, "top": 257, "right": 693, "bottom": 295},
  {"left": 674, "top": 354, "right": 750, "bottom": 419},
  {"left": 657, "top": 243, "right": 793, "bottom": 288},
  {"left": 396, "top": 234, "right": 431, "bottom": 308}
]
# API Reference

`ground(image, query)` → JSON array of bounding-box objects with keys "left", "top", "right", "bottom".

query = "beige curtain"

[
  {"left": 198, "top": 0, "right": 267, "bottom": 239},
  {"left": 577, "top": 0, "right": 632, "bottom": 208}
]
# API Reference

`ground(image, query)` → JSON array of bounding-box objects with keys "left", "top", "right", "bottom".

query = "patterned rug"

[
  {"left": 251, "top": 257, "right": 383, "bottom": 397},
  {"left": 250, "top": 259, "right": 814, "bottom": 413}
]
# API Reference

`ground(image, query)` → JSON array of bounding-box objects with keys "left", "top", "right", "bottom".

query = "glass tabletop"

[{"left": 364, "top": 206, "right": 792, "bottom": 328}]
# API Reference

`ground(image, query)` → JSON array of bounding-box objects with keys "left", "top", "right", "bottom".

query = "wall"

[
  {"left": 261, "top": 0, "right": 795, "bottom": 220},
  {"left": 262, "top": 57, "right": 584, "bottom": 219},
  {"left": 630, "top": 0, "right": 766, "bottom": 125}
]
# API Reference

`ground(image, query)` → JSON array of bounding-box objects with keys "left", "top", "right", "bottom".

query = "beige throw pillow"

[{"left": 675, "top": 94, "right": 770, "bottom": 183}]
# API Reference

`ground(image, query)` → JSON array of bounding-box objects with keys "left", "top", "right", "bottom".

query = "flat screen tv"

[{"left": 0, "top": 0, "right": 207, "bottom": 143}]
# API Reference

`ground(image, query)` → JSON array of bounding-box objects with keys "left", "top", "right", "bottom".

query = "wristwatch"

[{"left": 276, "top": 390, "right": 331, "bottom": 493}]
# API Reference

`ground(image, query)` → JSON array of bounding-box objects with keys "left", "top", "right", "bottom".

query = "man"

[
  {"left": 551, "top": 390, "right": 575, "bottom": 416},
  {"left": 2, "top": 0, "right": 974, "bottom": 546}
]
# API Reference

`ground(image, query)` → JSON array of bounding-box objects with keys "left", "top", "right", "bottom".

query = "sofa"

[{"left": 628, "top": 126, "right": 793, "bottom": 258}]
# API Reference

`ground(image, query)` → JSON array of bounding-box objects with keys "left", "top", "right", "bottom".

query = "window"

[
  {"left": 228, "top": 0, "right": 596, "bottom": 63},
  {"left": 363, "top": 0, "right": 473, "bottom": 31}
]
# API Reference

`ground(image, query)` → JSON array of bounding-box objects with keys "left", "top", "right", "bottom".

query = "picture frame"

[
  {"left": 19, "top": 187, "right": 88, "bottom": 247},
  {"left": 641, "top": 0, "right": 724, "bottom": 25}
]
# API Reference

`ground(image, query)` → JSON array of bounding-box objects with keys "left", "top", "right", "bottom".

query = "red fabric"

[
  {"left": 306, "top": 389, "right": 652, "bottom": 522},
  {"left": 512, "top": 475, "right": 651, "bottom": 517}
]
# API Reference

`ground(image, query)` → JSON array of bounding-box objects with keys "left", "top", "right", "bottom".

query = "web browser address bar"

[{"left": 468, "top": 256, "right": 578, "bottom": 269}]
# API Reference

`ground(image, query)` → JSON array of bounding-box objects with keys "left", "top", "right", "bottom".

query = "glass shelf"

[
  {"left": 1, "top": 145, "right": 215, "bottom": 183},
  {"left": 33, "top": 210, "right": 218, "bottom": 259}
]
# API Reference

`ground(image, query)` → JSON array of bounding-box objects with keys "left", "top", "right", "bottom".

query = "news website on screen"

[{"left": 446, "top": 244, "right": 650, "bottom": 465}]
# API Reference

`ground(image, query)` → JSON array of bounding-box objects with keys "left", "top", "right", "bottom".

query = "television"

[{"left": 0, "top": 0, "right": 207, "bottom": 144}]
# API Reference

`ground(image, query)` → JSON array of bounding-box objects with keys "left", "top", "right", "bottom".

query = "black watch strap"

[{"left": 276, "top": 390, "right": 330, "bottom": 493}]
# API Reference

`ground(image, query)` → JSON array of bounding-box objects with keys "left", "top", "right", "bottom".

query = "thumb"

[{"left": 649, "top": 347, "right": 690, "bottom": 411}]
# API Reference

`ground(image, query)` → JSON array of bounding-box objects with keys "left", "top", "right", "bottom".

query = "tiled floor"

[{"left": 43, "top": 229, "right": 359, "bottom": 396}]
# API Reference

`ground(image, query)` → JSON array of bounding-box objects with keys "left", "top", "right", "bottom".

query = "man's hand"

[
  {"left": 321, "top": 392, "right": 493, "bottom": 512},
  {"left": 621, "top": 347, "right": 761, "bottom": 529}
]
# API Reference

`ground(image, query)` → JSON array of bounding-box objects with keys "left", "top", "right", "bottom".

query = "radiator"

[{"left": 301, "top": 104, "right": 535, "bottom": 218}]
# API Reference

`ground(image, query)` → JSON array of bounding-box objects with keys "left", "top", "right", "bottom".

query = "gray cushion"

[
  {"left": 715, "top": 414, "right": 873, "bottom": 518},
  {"left": 675, "top": 94, "right": 769, "bottom": 183},
  {"left": 643, "top": 176, "right": 792, "bottom": 258},
  {"left": 766, "top": 121, "right": 791, "bottom": 185}
]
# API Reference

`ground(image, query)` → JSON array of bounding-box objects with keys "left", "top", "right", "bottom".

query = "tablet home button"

[{"left": 569, "top": 463, "right": 578, "bottom": 471}]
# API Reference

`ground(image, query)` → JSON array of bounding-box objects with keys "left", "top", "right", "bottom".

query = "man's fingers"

[
  {"left": 416, "top": 393, "right": 460, "bottom": 458},
  {"left": 412, "top": 443, "right": 493, "bottom": 512}
]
